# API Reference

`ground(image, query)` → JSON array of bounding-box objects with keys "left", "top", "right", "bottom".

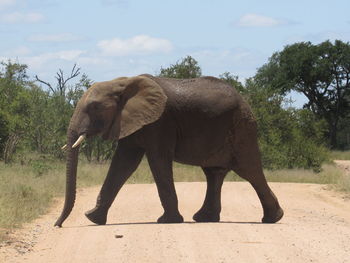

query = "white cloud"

[
  {"left": 50, "top": 50, "right": 85, "bottom": 60},
  {"left": 97, "top": 35, "right": 173, "bottom": 56},
  {"left": 236, "top": 13, "right": 285, "bottom": 27},
  {"left": 33, "top": 50, "right": 85, "bottom": 62},
  {"left": 1, "top": 11, "right": 44, "bottom": 23},
  {"left": 19, "top": 50, "right": 84, "bottom": 70},
  {"left": 77, "top": 56, "right": 111, "bottom": 67},
  {"left": 7, "top": 46, "right": 31, "bottom": 56},
  {"left": 28, "top": 33, "right": 83, "bottom": 42},
  {"left": 0, "top": 0, "right": 16, "bottom": 10}
]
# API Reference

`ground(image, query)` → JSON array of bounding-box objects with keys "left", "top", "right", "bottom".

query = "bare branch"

[
  {"left": 62, "top": 63, "right": 81, "bottom": 88},
  {"left": 36, "top": 64, "right": 81, "bottom": 96},
  {"left": 35, "top": 75, "right": 55, "bottom": 93}
]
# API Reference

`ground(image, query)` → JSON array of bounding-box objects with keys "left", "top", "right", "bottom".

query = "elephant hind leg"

[
  {"left": 231, "top": 120, "right": 284, "bottom": 223},
  {"left": 193, "top": 167, "right": 229, "bottom": 222}
]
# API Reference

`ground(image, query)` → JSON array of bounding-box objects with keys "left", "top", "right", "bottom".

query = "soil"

[{"left": 1, "top": 164, "right": 350, "bottom": 263}]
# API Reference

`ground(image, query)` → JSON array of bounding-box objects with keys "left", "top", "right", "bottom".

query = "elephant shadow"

[
  {"left": 63, "top": 221, "right": 266, "bottom": 228},
  {"left": 105, "top": 221, "right": 264, "bottom": 226}
]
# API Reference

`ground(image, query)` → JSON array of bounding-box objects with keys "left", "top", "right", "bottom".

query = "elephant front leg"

[
  {"left": 193, "top": 167, "right": 228, "bottom": 222},
  {"left": 146, "top": 152, "right": 184, "bottom": 223},
  {"left": 85, "top": 142, "right": 144, "bottom": 225}
]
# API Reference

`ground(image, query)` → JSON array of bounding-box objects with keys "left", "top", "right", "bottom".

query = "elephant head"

[{"left": 54, "top": 76, "right": 167, "bottom": 227}]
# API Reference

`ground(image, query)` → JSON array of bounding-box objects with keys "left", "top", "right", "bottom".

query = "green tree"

[
  {"left": 0, "top": 61, "right": 31, "bottom": 162},
  {"left": 255, "top": 40, "right": 350, "bottom": 148},
  {"left": 0, "top": 113, "right": 7, "bottom": 155},
  {"left": 33, "top": 65, "right": 83, "bottom": 158},
  {"left": 25, "top": 85, "right": 49, "bottom": 153},
  {"left": 219, "top": 72, "right": 245, "bottom": 93},
  {"left": 159, "top": 56, "right": 202, "bottom": 78},
  {"left": 245, "top": 78, "right": 328, "bottom": 171}
]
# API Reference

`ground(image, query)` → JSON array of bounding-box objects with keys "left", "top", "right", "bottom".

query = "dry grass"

[
  {"left": 330, "top": 150, "right": 350, "bottom": 160},
  {"left": 1, "top": 157, "right": 349, "bottom": 242},
  {"left": 0, "top": 159, "right": 106, "bottom": 241},
  {"left": 264, "top": 164, "right": 344, "bottom": 184}
]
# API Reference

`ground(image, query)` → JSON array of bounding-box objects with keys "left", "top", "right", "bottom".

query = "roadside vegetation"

[
  {"left": 330, "top": 151, "right": 350, "bottom": 160},
  {"left": 1, "top": 39, "right": 350, "bottom": 241}
]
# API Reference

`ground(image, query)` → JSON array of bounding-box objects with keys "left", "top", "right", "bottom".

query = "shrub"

[{"left": 244, "top": 79, "right": 329, "bottom": 171}]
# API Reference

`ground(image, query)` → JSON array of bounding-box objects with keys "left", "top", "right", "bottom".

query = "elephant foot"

[
  {"left": 85, "top": 207, "right": 107, "bottom": 225},
  {"left": 193, "top": 209, "right": 220, "bottom": 222},
  {"left": 157, "top": 212, "right": 184, "bottom": 223},
  {"left": 262, "top": 207, "right": 284, "bottom": 224}
]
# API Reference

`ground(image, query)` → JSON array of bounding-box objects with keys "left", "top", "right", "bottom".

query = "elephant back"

[{"left": 141, "top": 75, "right": 245, "bottom": 118}]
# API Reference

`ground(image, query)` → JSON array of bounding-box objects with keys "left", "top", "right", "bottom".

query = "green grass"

[
  {"left": 330, "top": 150, "right": 350, "bottom": 160},
  {"left": 1, "top": 157, "right": 349, "bottom": 242}
]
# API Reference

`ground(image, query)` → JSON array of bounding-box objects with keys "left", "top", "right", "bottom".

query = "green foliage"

[
  {"left": 0, "top": 61, "right": 32, "bottom": 162},
  {"left": 159, "top": 55, "right": 202, "bottom": 78},
  {"left": 0, "top": 61, "right": 117, "bottom": 163},
  {"left": 255, "top": 40, "right": 350, "bottom": 148},
  {"left": 245, "top": 78, "right": 329, "bottom": 171},
  {"left": 0, "top": 112, "right": 8, "bottom": 154},
  {"left": 336, "top": 117, "right": 350, "bottom": 150},
  {"left": 219, "top": 72, "right": 245, "bottom": 93}
]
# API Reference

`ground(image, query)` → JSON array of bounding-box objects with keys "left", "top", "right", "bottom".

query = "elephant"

[{"left": 54, "top": 74, "right": 284, "bottom": 227}]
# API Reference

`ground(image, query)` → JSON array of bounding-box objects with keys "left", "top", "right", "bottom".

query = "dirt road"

[{"left": 1, "top": 181, "right": 350, "bottom": 263}]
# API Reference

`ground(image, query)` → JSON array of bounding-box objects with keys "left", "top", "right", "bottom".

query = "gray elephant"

[{"left": 55, "top": 74, "right": 284, "bottom": 227}]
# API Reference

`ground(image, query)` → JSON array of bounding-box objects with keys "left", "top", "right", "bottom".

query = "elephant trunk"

[{"left": 54, "top": 130, "right": 80, "bottom": 227}]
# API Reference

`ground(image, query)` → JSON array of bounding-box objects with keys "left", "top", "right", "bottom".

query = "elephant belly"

[
  {"left": 173, "top": 115, "right": 234, "bottom": 168},
  {"left": 174, "top": 141, "right": 233, "bottom": 167}
]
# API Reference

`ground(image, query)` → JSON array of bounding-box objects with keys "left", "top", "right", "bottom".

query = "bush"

[{"left": 245, "top": 79, "right": 329, "bottom": 171}]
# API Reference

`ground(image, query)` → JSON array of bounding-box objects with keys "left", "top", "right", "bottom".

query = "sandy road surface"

[{"left": 1, "top": 181, "right": 350, "bottom": 263}]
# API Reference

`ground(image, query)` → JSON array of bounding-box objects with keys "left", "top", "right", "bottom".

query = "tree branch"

[
  {"left": 62, "top": 64, "right": 80, "bottom": 88},
  {"left": 35, "top": 75, "right": 55, "bottom": 93}
]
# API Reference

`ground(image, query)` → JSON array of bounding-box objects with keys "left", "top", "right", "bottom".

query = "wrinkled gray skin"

[{"left": 55, "top": 74, "right": 284, "bottom": 227}]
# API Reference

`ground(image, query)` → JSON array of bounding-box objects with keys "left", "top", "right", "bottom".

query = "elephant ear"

[{"left": 119, "top": 76, "right": 167, "bottom": 139}]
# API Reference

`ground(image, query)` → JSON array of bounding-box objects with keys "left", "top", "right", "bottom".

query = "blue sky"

[{"left": 1, "top": 0, "right": 350, "bottom": 106}]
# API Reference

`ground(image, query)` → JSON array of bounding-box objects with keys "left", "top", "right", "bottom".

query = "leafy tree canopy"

[
  {"left": 159, "top": 56, "right": 202, "bottom": 79},
  {"left": 219, "top": 72, "right": 245, "bottom": 93},
  {"left": 254, "top": 40, "right": 350, "bottom": 148}
]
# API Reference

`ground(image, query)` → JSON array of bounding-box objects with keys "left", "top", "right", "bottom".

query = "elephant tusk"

[
  {"left": 72, "top": 135, "right": 86, "bottom": 148},
  {"left": 61, "top": 144, "right": 67, "bottom": 150}
]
